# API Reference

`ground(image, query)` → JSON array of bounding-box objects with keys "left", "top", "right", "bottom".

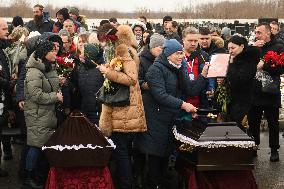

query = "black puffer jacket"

[
  {"left": 138, "top": 45, "right": 155, "bottom": 92},
  {"left": 78, "top": 61, "right": 104, "bottom": 124},
  {"left": 0, "top": 40, "right": 13, "bottom": 111},
  {"left": 227, "top": 46, "right": 260, "bottom": 124},
  {"left": 253, "top": 37, "right": 284, "bottom": 107}
]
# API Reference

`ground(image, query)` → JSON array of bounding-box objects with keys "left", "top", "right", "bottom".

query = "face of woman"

[
  {"left": 150, "top": 46, "right": 163, "bottom": 57},
  {"left": 228, "top": 42, "right": 244, "bottom": 58},
  {"left": 167, "top": 51, "right": 185, "bottom": 65},
  {"left": 45, "top": 48, "right": 57, "bottom": 62},
  {"left": 78, "top": 37, "right": 87, "bottom": 54}
]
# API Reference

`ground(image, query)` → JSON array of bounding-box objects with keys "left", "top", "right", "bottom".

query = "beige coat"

[{"left": 99, "top": 57, "right": 147, "bottom": 136}]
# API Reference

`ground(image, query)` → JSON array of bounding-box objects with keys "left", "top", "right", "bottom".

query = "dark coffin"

[{"left": 175, "top": 121, "right": 255, "bottom": 171}]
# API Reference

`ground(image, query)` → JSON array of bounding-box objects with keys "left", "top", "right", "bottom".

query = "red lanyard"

[{"left": 187, "top": 59, "right": 194, "bottom": 73}]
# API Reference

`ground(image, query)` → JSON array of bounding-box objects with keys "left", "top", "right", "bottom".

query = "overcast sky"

[{"left": 0, "top": 0, "right": 236, "bottom": 12}]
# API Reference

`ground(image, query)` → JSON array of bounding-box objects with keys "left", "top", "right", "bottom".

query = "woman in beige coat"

[{"left": 97, "top": 25, "right": 146, "bottom": 189}]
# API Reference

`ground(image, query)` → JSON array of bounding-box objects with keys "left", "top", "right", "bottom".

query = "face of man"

[
  {"left": 0, "top": 19, "right": 9, "bottom": 40},
  {"left": 33, "top": 7, "right": 43, "bottom": 17},
  {"left": 199, "top": 34, "right": 212, "bottom": 49},
  {"left": 61, "top": 35, "right": 71, "bottom": 53},
  {"left": 138, "top": 17, "right": 146, "bottom": 25},
  {"left": 255, "top": 25, "right": 271, "bottom": 42},
  {"left": 165, "top": 22, "right": 174, "bottom": 33},
  {"left": 183, "top": 33, "right": 199, "bottom": 53},
  {"left": 63, "top": 20, "right": 75, "bottom": 35},
  {"left": 270, "top": 24, "right": 279, "bottom": 35},
  {"left": 69, "top": 13, "right": 77, "bottom": 20}
]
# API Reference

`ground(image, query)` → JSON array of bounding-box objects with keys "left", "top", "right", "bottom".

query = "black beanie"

[
  {"left": 228, "top": 35, "right": 248, "bottom": 49},
  {"left": 35, "top": 40, "right": 55, "bottom": 61},
  {"left": 12, "top": 16, "right": 24, "bottom": 27}
]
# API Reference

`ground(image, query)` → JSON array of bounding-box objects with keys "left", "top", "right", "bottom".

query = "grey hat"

[
  {"left": 58, "top": 28, "right": 70, "bottom": 37},
  {"left": 221, "top": 27, "right": 231, "bottom": 38},
  {"left": 149, "top": 33, "right": 165, "bottom": 49}
]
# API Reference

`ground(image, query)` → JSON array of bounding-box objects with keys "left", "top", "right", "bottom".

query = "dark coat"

[
  {"left": 138, "top": 45, "right": 155, "bottom": 93},
  {"left": 25, "top": 19, "right": 54, "bottom": 34},
  {"left": 227, "top": 46, "right": 260, "bottom": 124},
  {"left": 78, "top": 61, "right": 104, "bottom": 124},
  {"left": 253, "top": 37, "right": 284, "bottom": 107},
  {"left": 0, "top": 40, "right": 13, "bottom": 111},
  {"left": 136, "top": 53, "right": 206, "bottom": 157}
]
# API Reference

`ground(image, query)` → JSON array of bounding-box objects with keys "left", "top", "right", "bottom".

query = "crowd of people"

[{"left": 0, "top": 4, "right": 284, "bottom": 189}]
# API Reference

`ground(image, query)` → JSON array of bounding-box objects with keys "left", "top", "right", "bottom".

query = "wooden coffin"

[{"left": 175, "top": 121, "right": 255, "bottom": 171}]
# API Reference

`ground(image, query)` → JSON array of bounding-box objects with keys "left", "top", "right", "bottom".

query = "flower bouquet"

[{"left": 56, "top": 55, "right": 75, "bottom": 78}]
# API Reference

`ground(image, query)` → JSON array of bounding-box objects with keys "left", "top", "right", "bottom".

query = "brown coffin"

[
  {"left": 175, "top": 121, "right": 255, "bottom": 171},
  {"left": 43, "top": 111, "right": 114, "bottom": 167}
]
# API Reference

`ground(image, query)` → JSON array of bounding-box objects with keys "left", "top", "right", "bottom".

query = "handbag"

[
  {"left": 96, "top": 82, "right": 130, "bottom": 107},
  {"left": 255, "top": 70, "right": 279, "bottom": 94}
]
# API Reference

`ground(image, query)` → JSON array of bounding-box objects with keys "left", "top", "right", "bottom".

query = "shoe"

[
  {"left": 3, "top": 153, "right": 13, "bottom": 160},
  {"left": 22, "top": 171, "right": 43, "bottom": 189},
  {"left": 270, "top": 150, "right": 279, "bottom": 162},
  {"left": 0, "top": 168, "right": 8, "bottom": 177}
]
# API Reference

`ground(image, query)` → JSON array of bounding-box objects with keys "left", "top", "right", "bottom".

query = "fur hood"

[{"left": 116, "top": 25, "right": 138, "bottom": 49}]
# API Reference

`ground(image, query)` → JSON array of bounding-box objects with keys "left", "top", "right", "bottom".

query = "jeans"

[
  {"left": 25, "top": 146, "right": 41, "bottom": 171},
  {"left": 111, "top": 132, "right": 136, "bottom": 189}
]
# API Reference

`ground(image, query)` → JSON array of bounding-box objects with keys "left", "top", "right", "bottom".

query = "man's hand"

[
  {"left": 201, "top": 63, "right": 210, "bottom": 78},
  {"left": 18, "top": 101, "right": 25, "bottom": 111},
  {"left": 257, "top": 60, "right": 265, "bottom": 70},
  {"left": 253, "top": 40, "right": 265, "bottom": 47},
  {"left": 142, "top": 82, "right": 149, "bottom": 90},
  {"left": 97, "top": 65, "right": 110, "bottom": 74},
  {"left": 8, "top": 110, "right": 16, "bottom": 124}
]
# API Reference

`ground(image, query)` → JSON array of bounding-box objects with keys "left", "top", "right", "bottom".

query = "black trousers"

[
  {"left": 0, "top": 115, "right": 12, "bottom": 156},
  {"left": 248, "top": 106, "right": 280, "bottom": 150}
]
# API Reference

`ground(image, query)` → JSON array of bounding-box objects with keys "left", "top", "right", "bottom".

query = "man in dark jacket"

[
  {"left": 25, "top": 4, "right": 54, "bottom": 34},
  {"left": 182, "top": 27, "right": 214, "bottom": 110},
  {"left": 248, "top": 23, "right": 284, "bottom": 162},
  {"left": 199, "top": 27, "right": 226, "bottom": 56},
  {"left": 0, "top": 18, "right": 13, "bottom": 177}
]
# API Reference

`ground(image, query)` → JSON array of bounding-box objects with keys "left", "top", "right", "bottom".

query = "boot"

[
  {"left": 270, "top": 149, "right": 279, "bottom": 162},
  {"left": 22, "top": 171, "right": 43, "bottom": 189}
]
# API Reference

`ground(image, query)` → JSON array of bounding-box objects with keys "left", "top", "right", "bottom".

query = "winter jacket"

[
  {"left": 253, "top": 36, "right": 284, "bottom": 107},
  {"left": 25, "top": 18, "right": 54, "bottom": 34},
  {"left": 78, "top": 60, "right": 104, "bottom": 124},
  {"left": 24, "top": 53, "right": 59, "bottom": 147},
  {"left": 99, "top": 56, "right": 147, "bottom": 134},
  {"left": 227, "top": 46, "right": 260, "bottom": 124},
  {"left": 0, "top": 40, "right": 13, "bottom": 112},
  {"left": 138, "top": 45, "right": 155, "bottom": 92},
  {"left": 201, "top": 42, "right": 226, "bottom": 56},
  {"left": 136, "top": 52, "right": 206, "bottom": 156}
]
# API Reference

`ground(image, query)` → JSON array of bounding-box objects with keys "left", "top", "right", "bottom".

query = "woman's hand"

[
  {"left": 97, "top": 65, "right": 110, "bottom": 74},
  {"left": 56, "top": 92, "right": 63, "bottom": 102},
  {"left": 181, "top": 102, "right": 197, "bottom": 113}
]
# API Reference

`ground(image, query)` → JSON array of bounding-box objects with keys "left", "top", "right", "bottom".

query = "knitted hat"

[
  {"left": 9, "top": 26, "right": 29, "bottom": 41},
  {"left": 131, "top": 21, "right": 147, "bottom": 32},
  {"left": 69, "top": 7, "right": 79, "bottom": 17},
  {"left": 12, "top": 16, "right": 24, "bottom": 27},
  {"left": 84, "top": 43, "right": 104, "bottom": 65},
  {"left": 149, "top": 33, "right": 165, "bottom": 49},
  {"left": 35, "top": 40, "right": 55, "bottom": 60},
  {"left": 163, "top": 15, "right": 172, "bottom": 24},
  {"left": 163, "top": 39, "right": 183, "bottom": 57}
]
